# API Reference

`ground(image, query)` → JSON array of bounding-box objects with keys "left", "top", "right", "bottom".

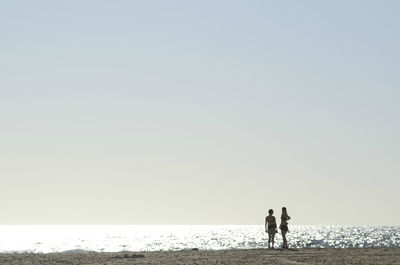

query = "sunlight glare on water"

[{"left": 0, "top": 225, "right": 399, "bottom": 253}]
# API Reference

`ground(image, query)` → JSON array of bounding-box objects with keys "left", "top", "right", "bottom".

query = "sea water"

[{"left": 0, "top": 225, "right": 399, "bottom": 253}]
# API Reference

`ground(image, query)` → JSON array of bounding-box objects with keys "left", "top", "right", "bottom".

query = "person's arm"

[
  {"left": 265, "top": 217, "right": 268, "bottom": 232},
  {"left": 287, "top": 215, "right": 291, "bottom": 221}
]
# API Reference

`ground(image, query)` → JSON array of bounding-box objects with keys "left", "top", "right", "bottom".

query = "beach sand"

[{"left": 1, "top": 248, "right": 399, "bottom": 265}]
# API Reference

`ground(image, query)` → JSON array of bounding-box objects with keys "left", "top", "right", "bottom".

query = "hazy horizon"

[{"left": 1, "top": 1, "right": 399, "bottom": 225}]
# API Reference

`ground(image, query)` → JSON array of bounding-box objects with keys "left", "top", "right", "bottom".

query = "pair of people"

[{"left": 265, "top": 207, "right": 291, "bottom": 249}]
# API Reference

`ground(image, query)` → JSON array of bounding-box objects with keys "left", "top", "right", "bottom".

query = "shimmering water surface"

[{"left": 0, "top": 226, "right": 399, "bottom": 253}]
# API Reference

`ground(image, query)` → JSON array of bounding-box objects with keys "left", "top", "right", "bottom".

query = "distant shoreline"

[{"left": 1, "top": 248, "right": 400, "bottom": 265}]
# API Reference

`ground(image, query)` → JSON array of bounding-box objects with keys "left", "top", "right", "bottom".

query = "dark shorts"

[
  {"left": 268, "top": 224, "right": 277, "bottom": 231},
  {"left": 279, "top": 224, "right": 288, "bottom": 232}
]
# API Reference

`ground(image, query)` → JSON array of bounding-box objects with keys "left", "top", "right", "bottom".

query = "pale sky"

[{"left": 1, "top": 1, "right": 399, "bottom": 225}]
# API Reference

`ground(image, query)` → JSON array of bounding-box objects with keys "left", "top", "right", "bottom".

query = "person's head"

[
  {"left": 282, "top": 207, "right": 287, "bottom": 213},
  {"left": 268, "top": 209, "right": 273, "bottom": 215}
]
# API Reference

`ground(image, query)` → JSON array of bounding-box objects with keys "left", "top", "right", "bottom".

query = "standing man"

[{"left": 265, "top": 209, "right": 277, "bottom": 249}]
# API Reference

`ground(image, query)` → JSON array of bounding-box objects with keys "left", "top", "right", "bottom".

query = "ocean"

[{"left": 0, "top": 225, "right": 399, "bottom": 253}]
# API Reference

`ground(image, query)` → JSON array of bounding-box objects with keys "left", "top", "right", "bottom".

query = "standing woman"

[
  {"left": 265, "top": 209, "right": 277, "bottom": 249},
  {"left": 279, "top": 207, "right": 291, "bottom": 249}
]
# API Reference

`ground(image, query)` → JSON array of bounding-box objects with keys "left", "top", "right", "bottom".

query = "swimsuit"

[
  {"left": 268, "top": 224, "right": 277, "bottom": 231},
  {"left": 280, "top": 214, "right": 290, "bottom": 232},
  {"left": 279, "top": 224, "right": 288, "bottom": 232}
]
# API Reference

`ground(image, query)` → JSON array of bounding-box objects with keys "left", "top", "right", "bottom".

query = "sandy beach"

[{"left": 1, "top": 248, "right": 399, "bottom": 265}]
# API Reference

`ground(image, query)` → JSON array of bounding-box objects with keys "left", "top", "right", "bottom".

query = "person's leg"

[
  {"left": 268, "top": 231, "right": 272, "bottom": 248},
  {"left": 281, "top": 230, "right": 287, "bottom": 248},
  {"left": 271, "top": 231, "right": 275, "bottom": 248}
]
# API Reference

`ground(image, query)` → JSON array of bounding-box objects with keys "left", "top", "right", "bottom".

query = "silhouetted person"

[
  {"left": 279, "top": 207, "right": 291, "bottom": 249},
  {"left": 265, "top": 209, "right": 277, "bottom": 249}
]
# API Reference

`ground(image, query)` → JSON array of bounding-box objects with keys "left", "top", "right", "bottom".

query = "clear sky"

[{"left": 1, "top": 1, "right": 399, "bottom": 225}]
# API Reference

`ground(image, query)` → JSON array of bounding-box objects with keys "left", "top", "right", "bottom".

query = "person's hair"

[
  {"left": 282, "top": 207, "right": 287, "bottom": 211},
  {"left": 268, "top": 209, "right": 273, "bottom": 215}
]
